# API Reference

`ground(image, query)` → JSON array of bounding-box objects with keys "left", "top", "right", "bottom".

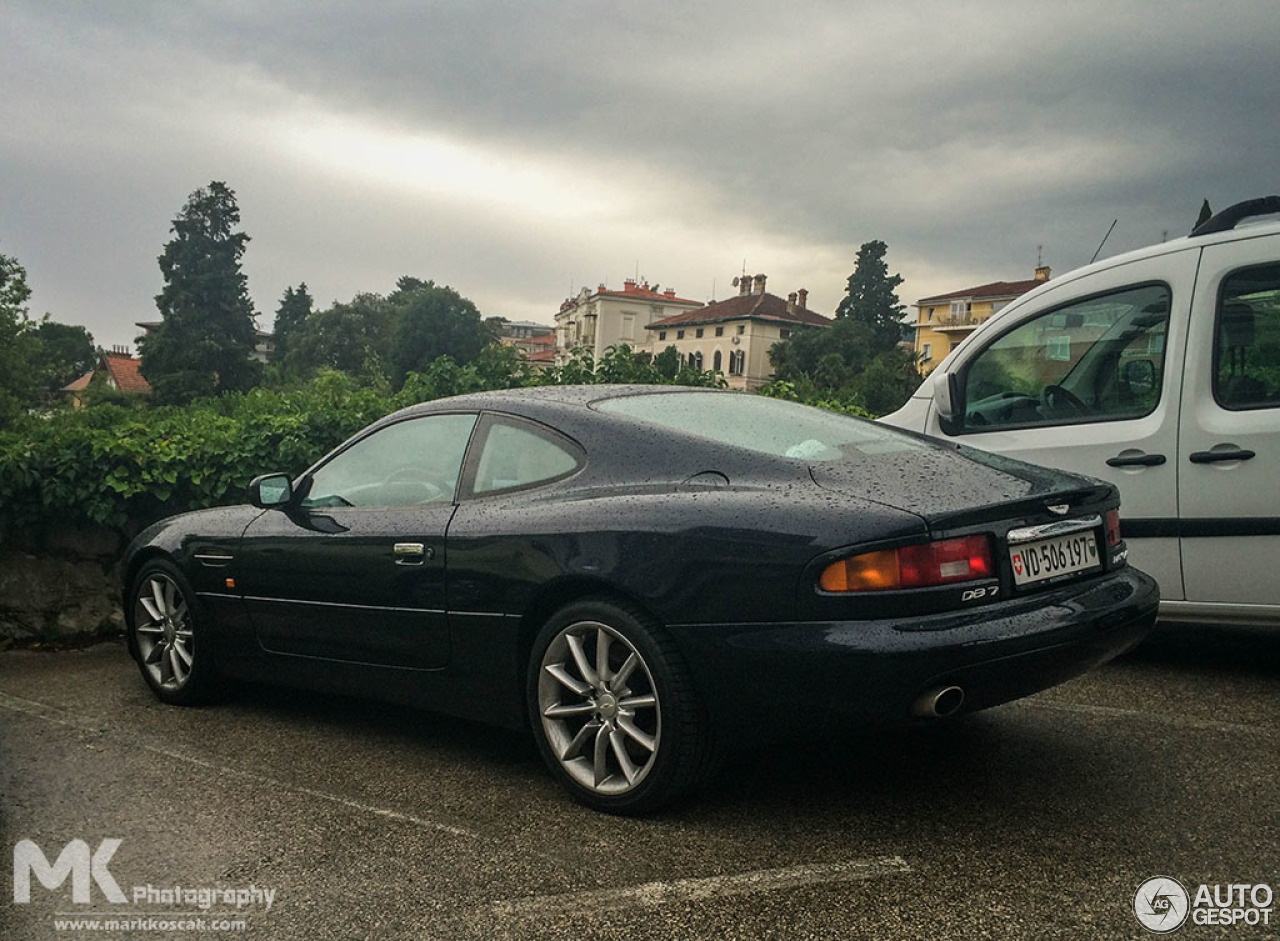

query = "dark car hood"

[{"left": 809, "top": 442, "right": 1113, "bottom": 530}]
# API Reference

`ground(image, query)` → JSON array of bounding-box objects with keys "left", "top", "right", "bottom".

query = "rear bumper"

[{"left": 667, "top": 566, "right": 1159, "bottom": 740}]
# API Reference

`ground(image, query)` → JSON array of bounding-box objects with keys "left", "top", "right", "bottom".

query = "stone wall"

[{"left": 0, "top": 527, "right": 125, "bottom": 644}]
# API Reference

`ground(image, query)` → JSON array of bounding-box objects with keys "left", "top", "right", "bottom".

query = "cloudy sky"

[{"left": 3, "top": 1, "right": 1278, "bottom": 351}]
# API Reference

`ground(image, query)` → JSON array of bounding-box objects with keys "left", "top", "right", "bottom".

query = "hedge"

[
  {"left": 0, "top": 347, "right": 734, "bottom": 538},
  {"left": 0, "top": 347, "right": 885, "bottom": 540},
  {"left": 0, "top": 364, "right": 488, "bottom": 536}
]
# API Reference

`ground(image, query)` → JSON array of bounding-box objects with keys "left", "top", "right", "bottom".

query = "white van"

[{"left": 883, "top": 197, "right": 1280, "bottom": 627}]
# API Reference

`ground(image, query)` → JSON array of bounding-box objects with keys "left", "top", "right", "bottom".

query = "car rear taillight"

[
  {"left": 819, "top": 535, "right": 994, "bottom": 592},
  {"left": 1105, "top": 509, "right": 1121, "bottom": 547}
]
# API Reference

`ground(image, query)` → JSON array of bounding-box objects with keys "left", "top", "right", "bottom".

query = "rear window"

[
  {"left": 1215, "top": 263, "right": 1280, "bottom": 410},
  {"left": 594, "top": 392, "right": 927, "bottom": 461}
]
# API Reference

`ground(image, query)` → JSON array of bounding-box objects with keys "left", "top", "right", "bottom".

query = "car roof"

[
  {"left": 398, "top": 383, "right": 718, "bottom": 413},
  {"left": 379, "top": 384, "right": 734, "bottom": 430}
]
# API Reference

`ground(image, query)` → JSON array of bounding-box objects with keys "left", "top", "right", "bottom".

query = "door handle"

[
  {"left": 393, "top": 542, "right": 434, "bottom": 565},
  {"left": 1106, "top": 453, "right": 1167, "bottom": 467},
  {"left": 1189, "top": 448, "right": 1256, "bottom": 464}
]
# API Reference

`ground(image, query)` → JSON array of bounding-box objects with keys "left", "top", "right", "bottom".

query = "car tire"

[
  {"left": 128, "top": 559, "right": 222, "bottom": 706},
  {"left": 527, "top": 597, "right": 716, "bottom": 815}
]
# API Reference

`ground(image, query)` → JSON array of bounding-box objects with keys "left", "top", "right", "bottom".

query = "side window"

[
  {"left": 472, "top": 421, "right": 580, "bottom": 495},
  {"left": 960, "top": 284, "right": 1171, "bottom": 431},
  {"left": 1215, "top": 264, "right": 1280, "bottom": 410},
  {"left": 301, "top": 413, "right": 477, "bottom": 508}
]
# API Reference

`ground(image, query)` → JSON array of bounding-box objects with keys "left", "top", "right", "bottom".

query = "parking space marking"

[
  {"left": 0, "top": 690, "right": 484, "bottom": 841},
  {"left": 1017, "top": 698, "right": 1279, "bottom": 737},
  {"left": 484, "top": 856, "right": 912, "bottom": 920}
]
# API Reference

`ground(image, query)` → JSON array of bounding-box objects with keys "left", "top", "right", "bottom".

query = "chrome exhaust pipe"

[{"left": 912, "top": 685, "right": 965, "bottom": 718}]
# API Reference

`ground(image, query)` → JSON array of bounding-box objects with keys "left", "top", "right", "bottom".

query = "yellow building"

[{"left": 913, "top": 266, "right": 1051, "bottom": 375}]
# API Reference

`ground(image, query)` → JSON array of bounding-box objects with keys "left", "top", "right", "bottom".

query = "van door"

[
  {"left": 922, "top": 248, "right": 1201, "bottom": 600},
  {"left": 1178, "top": 236, "right": 1280, "bottom": 611}
]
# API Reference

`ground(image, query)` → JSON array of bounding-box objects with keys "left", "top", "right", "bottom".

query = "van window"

[
  {"left": 1215, "top": 264, "right": 1280, "bottom": 410},
  {"left": 960, "top": 284, "right": 1171, "bottom": 430}
]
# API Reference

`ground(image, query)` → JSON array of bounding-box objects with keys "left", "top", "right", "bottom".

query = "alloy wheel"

[
  {"left": 133, "top": 572, "right": 195, "bottom": 692},
  {"left": 536, "top": 620, "right": 661, "bottom": 795}
]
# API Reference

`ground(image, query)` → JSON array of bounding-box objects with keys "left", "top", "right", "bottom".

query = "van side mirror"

[
  {"left": 1121, "top": 359, "right": 1156, "bottom": 396},
  {"left": 935, "top": 371, "right": 963, "bottom": 423},
  {"left": 249, "top": 473, "right": 293, "bottom": 509}
]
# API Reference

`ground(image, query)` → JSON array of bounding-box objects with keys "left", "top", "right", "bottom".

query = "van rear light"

[
  {"left": 820, "top": 535, "right": 994, "bottom": 592},
  {"left": 1105, "top": 510, "right": 1121, "bottom": 547}
]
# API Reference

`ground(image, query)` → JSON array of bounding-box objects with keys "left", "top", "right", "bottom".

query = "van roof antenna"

[{"left": 1090, "top": 219, "right": 1118, "bottom": 264}]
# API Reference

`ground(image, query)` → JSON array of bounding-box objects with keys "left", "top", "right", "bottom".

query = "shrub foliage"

[{"left": 0, "top": 347, "right": 722, "bottom": 537}]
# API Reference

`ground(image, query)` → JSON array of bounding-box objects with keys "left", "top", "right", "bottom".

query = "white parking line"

[
  {"left": 0, "top": 690, "right": 484, "bottom": 842},
  {"left": 484, "top": 856, "right": 912, "bottom": 920}
]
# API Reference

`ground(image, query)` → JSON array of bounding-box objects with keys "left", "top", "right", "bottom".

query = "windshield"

[{"left": 594, "top": 391, "right": 928, "bottom": 462}]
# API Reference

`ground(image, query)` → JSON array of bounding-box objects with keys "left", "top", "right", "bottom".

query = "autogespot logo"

[{"left": 1134, "top": 876, "right": 1190, "bottom": 933}]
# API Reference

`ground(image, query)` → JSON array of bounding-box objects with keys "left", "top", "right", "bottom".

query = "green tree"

[
  {"left": 272, "top": 283, "right": 313, "bottom": 363},
  {"left": 596, "top": 343, "right": 660, "bottom": 383},
  {"left": 769, "top": 317, "right": 877, "bottom": 382},
  {"left": 140, "top": 181, "right": 261, "bottom": 404},
  {"left": 35, "top": 319, "right": 98, "bottom": 392},
  {"left": 652, "top": 345, "right": 681, "bottom": 379},
  {"left": 484, "top": 315, "right": 509, "bottom": 342},
  {"left": 835, "top": 239, "right": 907, "bottom": 352},
  {"left": 0, "top": 250, "right": 42, "bottom": 425},
  {"left": 469, "top": 342, "right": 535, "bottom": 389},
  {"left": 388, "top": 278, "right": 492, "bottom": 385},
  {"left": 283, "top": 292, "right": 395, "bottom": 380},
  {"left": 848, "top": 348, "right": 921, "bottom": 416}
]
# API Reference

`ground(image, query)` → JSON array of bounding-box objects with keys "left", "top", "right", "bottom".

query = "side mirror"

[
  {"left": 249, "top": 473, "right": 293, "bottom": 509},
  {"left": 1121, "top": 359, "right": 1156, "bottom": 396},
  {"left": 935, "top": 372, "right": 964, "bottom": 435}
]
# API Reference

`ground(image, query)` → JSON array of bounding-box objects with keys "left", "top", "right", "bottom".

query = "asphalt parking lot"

[{"left": 1, "top": 626, "right": 1277, "bottom": 940}]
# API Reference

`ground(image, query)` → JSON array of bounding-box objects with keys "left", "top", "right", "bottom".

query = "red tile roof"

[
  {"left": 562, "top": 280, "right": 703, "bottom": 311},
  {"left": 103, "top": 353, "right": 152, "bottom": 394},
  {"left": 526, "top": 333, "right": 556, "bottom": 348},
  {"left": 646, "top": 292, "right": 832, "bottom": 330},
  {"left": 528, "top": 349, "right": 556, "bottom": 363},
  {"left": 917, "top": 278, "right": 1045, "bottom": 305}
]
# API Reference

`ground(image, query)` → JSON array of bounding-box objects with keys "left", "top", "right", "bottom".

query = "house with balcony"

[
  {"left": 913, "top": 266, "right": 1051, "bottom": 375},
  {"left": 645, "top": 273, "right": 832, "bottom": 391},
  {"left": 554, "top": 279, "right": 703, "bottom": 366}
]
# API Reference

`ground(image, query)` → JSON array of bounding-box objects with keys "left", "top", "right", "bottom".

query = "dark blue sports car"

[{"left": 123, "top": 385, "right": 1157, "bottom": 813}]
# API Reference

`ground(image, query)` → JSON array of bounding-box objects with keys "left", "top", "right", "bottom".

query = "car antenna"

[{"left": 1090, "top": 219, "right": 1118, "bottom": 263}]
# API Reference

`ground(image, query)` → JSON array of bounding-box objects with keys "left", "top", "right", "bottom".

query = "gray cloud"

[{"left": 2, "top": 0, "right": 1278, "bottom": 349}]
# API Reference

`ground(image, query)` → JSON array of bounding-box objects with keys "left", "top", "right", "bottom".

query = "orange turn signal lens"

[
  {"left": 820, "top": 535, "right": 994, "bottom": 593},
  {"left": 819, "top": 549, "right": 901, "bottom": 591}
]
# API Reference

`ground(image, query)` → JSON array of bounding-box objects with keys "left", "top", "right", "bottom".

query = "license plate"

[{"left": 1009, "top": 530, "right": 1101, "bottom": 586}]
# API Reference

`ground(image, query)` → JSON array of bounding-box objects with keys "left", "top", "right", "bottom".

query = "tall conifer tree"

[{"left": 141, "top": 181, "right": 259, "bottom": 403}]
